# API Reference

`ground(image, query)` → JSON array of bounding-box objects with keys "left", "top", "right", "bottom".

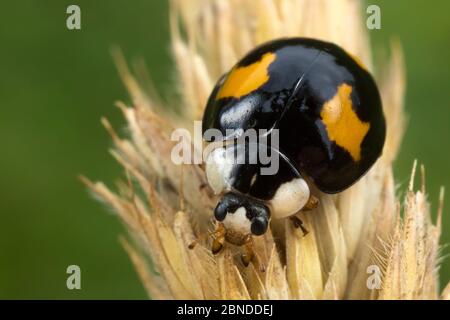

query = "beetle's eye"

[
  {"left": 251, "top": 216, "right": 268, "bottom": 235},
  {"left": 249, "top": 203, "right": 270, "bottom": 235},
  {"left": 214, "top": 193, "right": 241, "bottom": 221},
  {"left": 214, "top": 201, "right": 228, "bottom": 221}
]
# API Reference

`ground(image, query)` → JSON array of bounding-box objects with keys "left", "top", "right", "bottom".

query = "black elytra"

[{"left": 203, "top": 38, "right": 386, "bottom": 195}]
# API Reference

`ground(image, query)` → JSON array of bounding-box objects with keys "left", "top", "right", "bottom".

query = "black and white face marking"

[{"left": 214, "top": 192, "right": 269, "bottom": 236}]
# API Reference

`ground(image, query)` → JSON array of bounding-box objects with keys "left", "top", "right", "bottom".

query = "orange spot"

[
  {"left": 217, "top": 52, "right": 276, "bottom": 99},
  {"left": 320, "top": 84, "right": 370, "bottom": 161}
]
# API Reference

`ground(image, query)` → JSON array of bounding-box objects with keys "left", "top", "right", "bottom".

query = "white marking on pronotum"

[
  {"left": 270, "top": 178, "right": 310, "bottom": 219},
  {"left": 205, "top": 147, "right": 234, "bottom": 194}
]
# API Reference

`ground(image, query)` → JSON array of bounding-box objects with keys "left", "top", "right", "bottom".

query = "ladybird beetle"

[{"left": 200, "top": 38, "right": 385, "bottom": 266}]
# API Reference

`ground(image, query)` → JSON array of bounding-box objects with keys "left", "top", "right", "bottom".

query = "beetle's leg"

[
  {"left": 303, "top": 194, "right": 319, "bottom": 211},
  {"left": 241, "top": 234, "right": 255, "bottom": 267},
  {"left": 188, "top": 222, "right": 225, "bottom": 250},
  {"left": 211, "top": 223, "right": 226, "bottom": 254},
  {"left": 288, "top": 195, "right": 316, "bottom": 236},
  {"left": 241, "top": 235, "right": 266, "bottom": 272},
  {"left": 290, "top": 215, "right": 309, "bottom": 236}
]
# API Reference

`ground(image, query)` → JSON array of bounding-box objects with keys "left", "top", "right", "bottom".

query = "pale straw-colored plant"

[{"left": 83, "top": 0, "right": 449, "bottom": 299}]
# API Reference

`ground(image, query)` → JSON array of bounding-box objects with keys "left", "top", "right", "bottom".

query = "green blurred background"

[{"left": 0, "top": 0, "right": 448, "bottom": 299}]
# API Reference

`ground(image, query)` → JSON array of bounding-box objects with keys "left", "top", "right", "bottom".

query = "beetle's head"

[
  {"left": 214, "top": 192, "right": 270, "bottom": 237},
  {"left": 205, "top": 143, "right": 310, "bottom": 239}
]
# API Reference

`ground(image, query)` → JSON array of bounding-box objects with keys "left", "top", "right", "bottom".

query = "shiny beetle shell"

[{"left": 203, "top": 38, "right": 386, "bottom": 194}]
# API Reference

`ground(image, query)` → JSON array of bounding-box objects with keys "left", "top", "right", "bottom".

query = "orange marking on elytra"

[
  {"left": 320, "top": 84, "right": 370, "bottom": 161},
  {"left": 217, "top": 52, "right": 276, "bottom": 100}
]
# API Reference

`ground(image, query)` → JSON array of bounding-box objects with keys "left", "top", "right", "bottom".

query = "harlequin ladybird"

[{"left": 200, "top": 38, "right": 385, "bottom": 266}]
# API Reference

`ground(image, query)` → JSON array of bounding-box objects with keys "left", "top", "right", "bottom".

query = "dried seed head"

[{"left": 85, "top": 0, "right": 448, "bottom": 300}]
